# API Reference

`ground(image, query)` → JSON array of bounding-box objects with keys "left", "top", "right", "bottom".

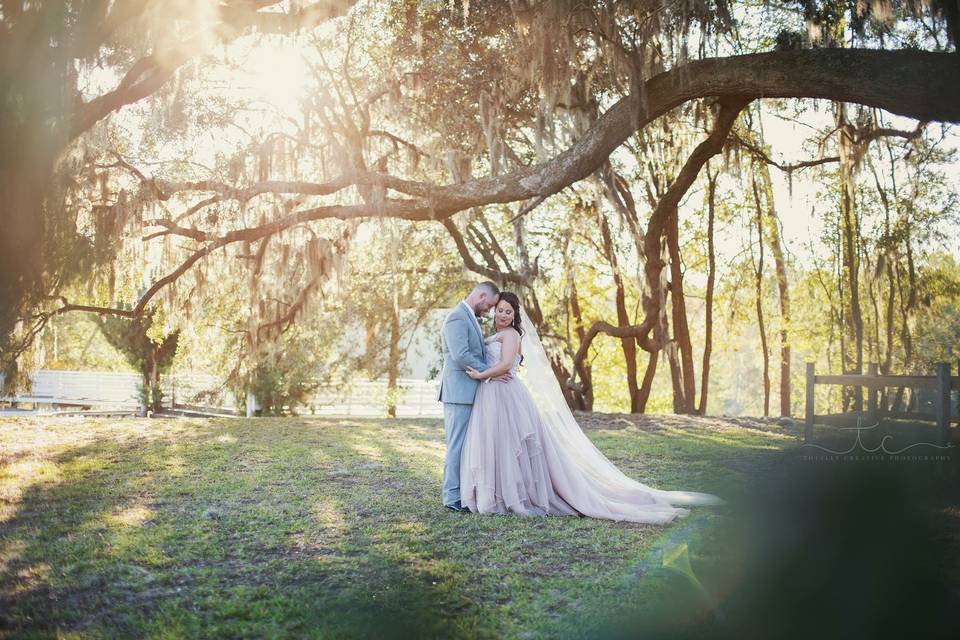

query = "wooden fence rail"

[{"left": 805, "top": 361, "right": 960, "bottom": 446}]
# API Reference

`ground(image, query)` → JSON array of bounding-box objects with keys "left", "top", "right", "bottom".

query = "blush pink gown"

[{"left": 459, "top": 335, "right": 693, "bottom": 525}]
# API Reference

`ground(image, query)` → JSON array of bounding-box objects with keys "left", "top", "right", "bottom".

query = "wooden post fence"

[
  {"left": 805, "top": 363, "right": 815, "bottom": 442},
  {"left": 936, "top": 363, "right": 951, "bottom": 448},
  {"left": 867, "top": 362, "right": 878, "bottom": 424},
  {"left": 805, "top": 361, "right": 958, "bottom": 446}
]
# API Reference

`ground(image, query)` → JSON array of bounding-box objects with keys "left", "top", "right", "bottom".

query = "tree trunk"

[
  {"left": 666, "top": 206, "right": 696, "bottom": 414},
  {"left": 698, "top": 165, "right": 718, "bottom": 416},
  {"left": 386, "top": 290, "right": 401, "bottom": 418},
  {"left": 836, "top": 105, "right": 864, "bottom": 411},
  {"left": 150, "top": 356, "right": 161, "bottom": 413},
  {"left": 866, "top": 251, "right": 881, "bottom": 366},
  {"left": 877, "top": 143, "right": 898, "bottom": 413},
  {"left": 141, "top": 369, "right": 151, "bottom": 417},
  {"left": 633, "top": 97, "right": 750, "bottom": 354},
  {"left": 881, "top": 255, "right": 895, "bottom": 411},
  {"left": 756, "top": 158, "right": 792, "bottom": 416},
  {"left": 751, "top": 170, "right": 771, "bottom": 417},
  {"left": 597, "top": 207, "right": 641, "bottom": 412},
  {"left": 566, "top": 256, "right": 593, "bottom": 411},
  {"left": 892, "top": 220, "right": 918, "bottom": 413},
  {"left": 667, "top": 341, "right": 685, "bottom": 414},
  {"left": 880, "top": 177, "right": 895, "bottom": 380},
  {"left": 637, "top": 350, "right": 659, "bottom": 413},
  {"left": 0, "top": 155, "right": 53, "bottom": 379}
]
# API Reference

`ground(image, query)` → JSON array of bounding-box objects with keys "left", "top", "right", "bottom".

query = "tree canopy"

[{"left": 3, "top": 0, "right": 959, "bottom": 416}]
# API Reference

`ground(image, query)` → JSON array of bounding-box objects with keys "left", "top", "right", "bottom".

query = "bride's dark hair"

[{"left": 498, "top": 291, "right": 523, "bottom": 337}]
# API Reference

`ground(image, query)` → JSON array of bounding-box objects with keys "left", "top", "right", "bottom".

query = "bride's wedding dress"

[{"left": 460, "top": 315, "right": 725, "bottom": 524}]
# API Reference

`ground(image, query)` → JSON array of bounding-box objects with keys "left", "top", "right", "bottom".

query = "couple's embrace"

[{"left": 437, "top": 282, "right": 725, "bottom": 524}]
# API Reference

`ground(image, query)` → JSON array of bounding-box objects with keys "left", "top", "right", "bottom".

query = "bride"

[{"left": 460, "top": 291, "right": 726, "bottom": 524}]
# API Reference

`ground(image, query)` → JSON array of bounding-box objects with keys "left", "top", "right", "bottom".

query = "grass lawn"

[{"left": 0, "top": 413, "right": 955, "bottom": 639}]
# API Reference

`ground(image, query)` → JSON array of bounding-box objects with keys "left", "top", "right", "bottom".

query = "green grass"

[{"left": 0, "top": 414, "right": 868, "bottom": 638}]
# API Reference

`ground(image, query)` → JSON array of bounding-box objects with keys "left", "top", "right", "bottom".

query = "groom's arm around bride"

[{"left": 440, "top": 310, "right": 489, "bottom": 391}]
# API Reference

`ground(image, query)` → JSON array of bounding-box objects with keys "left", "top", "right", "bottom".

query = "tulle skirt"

[{"left": 460, "top": 378, "right": 692, "bottom": 524}]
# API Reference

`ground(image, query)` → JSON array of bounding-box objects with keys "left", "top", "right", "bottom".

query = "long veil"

[{"left": 518, "top": 307, "right": 726, "bottom": 507}]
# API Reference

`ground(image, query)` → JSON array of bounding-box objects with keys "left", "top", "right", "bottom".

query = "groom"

[{"left": 437, "top": 281, "right": 506, "bottom": 512}]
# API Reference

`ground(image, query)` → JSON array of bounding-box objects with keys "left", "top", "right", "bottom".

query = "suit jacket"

[{"left": 437, "top": 302, "right": 489, "bottom": 404}]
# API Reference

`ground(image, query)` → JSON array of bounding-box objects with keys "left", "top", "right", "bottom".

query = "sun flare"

[{"left": 230, "top": 36, "right": 312, "bottom": 119}]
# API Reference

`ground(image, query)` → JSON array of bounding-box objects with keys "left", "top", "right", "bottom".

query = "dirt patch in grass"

[{"left": 576, "top": 411, "right": 796, "bottom": 436}]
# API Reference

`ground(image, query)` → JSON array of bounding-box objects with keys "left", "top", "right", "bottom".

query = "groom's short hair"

[{"left": 475, "top": 281, "right": 500, "bottom": 298}]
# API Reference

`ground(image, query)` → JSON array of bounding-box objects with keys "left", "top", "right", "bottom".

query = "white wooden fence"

[
  {"left": 310, "top": 380, "right": 442, "bottom": 418},
  {"left": 0, "top": 370, "right": 442, "bottom": 418},
  {"left": 1, "top": 370, "right": 143, "bottom": 411}
]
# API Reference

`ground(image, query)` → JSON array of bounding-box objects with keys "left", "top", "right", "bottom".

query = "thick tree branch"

[
  {"left": 129, "top": 48, "right": 960, "bottom": 232},
  {"left": 58, "top": 49, "right": 960, "bottom": 320},
  {"left": 224, "top": 49, "right": 959, "bottom": 223}
]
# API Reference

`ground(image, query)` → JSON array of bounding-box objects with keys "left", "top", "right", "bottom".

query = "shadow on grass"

[
  {"left": 591, "top": 439, "right": 960, "bottom": 640},
  {"left": 0, "top": 416, "right": 824, "bottom": 639},
  {"left": 0, "top": 421, "right": 482, "bottom": 638}
]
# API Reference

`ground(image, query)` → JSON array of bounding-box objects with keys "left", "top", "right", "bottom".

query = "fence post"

[
  {"left": 936, "top": 362, "right": 950, "bottom": 447},
  {"left": 867, "top": 362, "right": 878, "bottom": 424},
  {"left": 854, "top": 367, "right": 863, "bottom": 413},
  {"left": 805, "top": 362, "right": 815, "bottom": 443}
]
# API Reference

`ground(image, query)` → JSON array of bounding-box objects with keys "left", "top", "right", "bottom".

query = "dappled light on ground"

[{"left": 0, "top": 415, "right": 956, "bottom": 638}]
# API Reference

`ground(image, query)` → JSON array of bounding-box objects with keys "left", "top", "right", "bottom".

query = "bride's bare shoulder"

[{"left": 502, "top": 327, "right": 521, "bottom": 343}]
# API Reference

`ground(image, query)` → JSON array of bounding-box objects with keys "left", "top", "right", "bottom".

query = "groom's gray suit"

[{"left": 437, "top": 301, "right": 490, "bottom": 507}]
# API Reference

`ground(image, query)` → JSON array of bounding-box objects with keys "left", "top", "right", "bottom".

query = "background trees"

[
  {"left": 3, "top": 0, "right": 958, "bottom": 416},
  {"left": 95, "top": 309, "right": 179, "bottom": 413},
  {"left": 0, "top": 0, "right": 358, "bottom": 383}
]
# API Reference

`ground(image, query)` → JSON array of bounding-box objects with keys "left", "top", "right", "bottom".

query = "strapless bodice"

[{"left": 485, "top": 338, "right": 521, "bottom": 375}]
